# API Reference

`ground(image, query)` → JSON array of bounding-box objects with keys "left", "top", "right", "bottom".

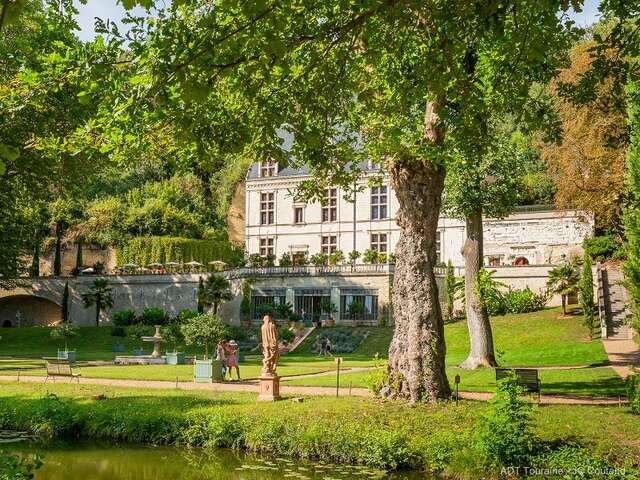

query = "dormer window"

[{"left": 260, "top": 160, "right": 277, "bottom": 177}]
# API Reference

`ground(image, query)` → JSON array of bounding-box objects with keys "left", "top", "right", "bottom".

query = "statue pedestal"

[{"left": 258, "top": 375, "right": 281, "bottom": 402}]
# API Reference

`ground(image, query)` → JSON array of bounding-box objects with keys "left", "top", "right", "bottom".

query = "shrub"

[
  {"left": 309, "top": 253, "right": 327, "bottom": 267},
  {"left": 110, "top": 326, "right": 126, "bottom": 337},
  {"left": 141, "top": 307, "right": 166, "bottom": 325},
  {"left": 112, "top": 309, "right": 137, "bottom": 326},
  {"left": 255, "top": 303, "right": 275, "bottom": 318},
  {"left": 178, "top": 309, "right": 199, "bottom": 322},
  {"left": 583, "top": 235, "right": 624, "bottom": 262},
  {"left": 475, "top": 268, "right": 507, "bottom": 316},
  {"left": 473, "top": 373, "right": 537, "bottom": 468},
  {"left": 363, "top": 249, "right": 379, "bottom": 264},
  {"left": 247, "top": 254, "right": 264, "bottom": 267},
  {"left": 328, "top": 250, "right": 345, "bottom": 265},
  {"left": 504, "top": 287, "right": 544, "bottom": 314},
  {"left": 278, "top": 326, "right": 295, "bottom": 344},
  {"left": 279, "top": 253, "right": 292, "bottom": 267}
]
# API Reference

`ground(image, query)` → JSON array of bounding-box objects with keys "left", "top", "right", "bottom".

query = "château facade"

[{"left": 245, "top": 160, "right": 594, "bottom": 267}]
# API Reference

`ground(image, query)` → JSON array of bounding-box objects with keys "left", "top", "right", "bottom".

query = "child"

[{"left": 225, "top": 340, "right": 241, "bottom": 381}]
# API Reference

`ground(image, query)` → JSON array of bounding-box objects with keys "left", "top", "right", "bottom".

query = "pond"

[{"left": 9, "top": 441, "right": 434, "bottom": 479}]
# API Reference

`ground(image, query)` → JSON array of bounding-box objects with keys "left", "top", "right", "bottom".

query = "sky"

[{"left": 74, "top": 0, "right": 603, "bottom": 42}]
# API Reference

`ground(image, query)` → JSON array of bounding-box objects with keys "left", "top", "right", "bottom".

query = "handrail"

[{"left": 596, "top": 262, "right": 608, "bottom": 339}]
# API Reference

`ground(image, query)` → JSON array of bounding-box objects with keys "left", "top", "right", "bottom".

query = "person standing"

[
  {"left": 215, "top": 340, "right": 227, "bottom": 379},
  {"left": 225, "top": 340, "right": 241, "bottom": 381}
]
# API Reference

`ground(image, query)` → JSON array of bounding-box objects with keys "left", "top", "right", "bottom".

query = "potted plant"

[
  {"left": 162, "top": 319, "right": 185, "bottom": 365},
  {"left": 348, "top": 250, "right": 361, "bottom": 267},
  {"left": 328, "top": 250, "right": 344, "bottom": 266},
  {"left": 347, "top": 301, "right": 365, "bottom": 327},
  {"left": 363, "top": 249, "right": 380, "bottom": 264},
  {"left": 181, "top": 313, "right": 227, "bottom": 382},
  {"left": 51, "top": 322, "right": 79, "bottom": 364},
  {"left": 320, "top": 298, "right": 337, "bottom": 327}
]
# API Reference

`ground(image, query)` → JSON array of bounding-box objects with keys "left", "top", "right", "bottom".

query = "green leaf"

[{"left": 0, "top": 144, "right": 20, "bottom": 162}]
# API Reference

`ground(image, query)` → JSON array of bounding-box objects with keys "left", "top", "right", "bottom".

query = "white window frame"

[
  {"left": 293, "top": 205, "right": 305, "bottom": 224},
  {"left": 260, "top": 192, "right": 275, "bottom": 225},
  {"left": 260, "top": 160, "right": 276, "bottom": 177},
  {"left": 321, "top": 235, "right": 337, "bottom": 255},
  {"left": 259, "top": 237, "right": 275, "bottom": 257},
  {"left": 321, "top": 188, "right": 338, "bottom": 223},
  {"left": 435, "top": 230, "right": 442, "bottom": 263},
  {"left": 370, "top": 233, "right": 388, "bottom": 253},
  {"left": 371, "top": 185, "right": 388, "bottom": 220}
]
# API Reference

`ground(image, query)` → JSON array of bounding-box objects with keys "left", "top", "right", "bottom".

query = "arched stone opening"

[{"left": 0, "top": 295, "right": 62, "bottom": 327}]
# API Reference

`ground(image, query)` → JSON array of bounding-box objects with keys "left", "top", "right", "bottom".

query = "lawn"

[
  {"left": 0, "top": 307, "right": 618, "bottom": 396},
  {"left": 0, "top": 382, "right": 637, "bottom": 477},
  {"left": 284, "top": 365, "right": 626, "bottom": 397}
]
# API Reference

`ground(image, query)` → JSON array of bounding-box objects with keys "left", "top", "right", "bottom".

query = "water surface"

[{"left": 10, "top": 441, "right": 433, "bottom": 479}]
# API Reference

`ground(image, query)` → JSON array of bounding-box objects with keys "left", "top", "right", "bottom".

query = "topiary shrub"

[
  {"left": 141, "top": 307, "right": 166, "bottom": 325},
  {"left": 112, "top": 309, "right": 137, "bottom": 326}
]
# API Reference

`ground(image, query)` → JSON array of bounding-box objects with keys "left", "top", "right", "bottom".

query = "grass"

[
  {"left": 0, "top": 381, "right": 638, "bottom": 477},
  {"left": 285, "top": 366, "right": 626, "bottom": 397},
  {"left": 0, "top": 307, "right": 620, "bottom": 396}
]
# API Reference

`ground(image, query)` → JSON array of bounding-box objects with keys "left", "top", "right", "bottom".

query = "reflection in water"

[{"left": 11, "top": 442, "right": 432, "bottom": 479}]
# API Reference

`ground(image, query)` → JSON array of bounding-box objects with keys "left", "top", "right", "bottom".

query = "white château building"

[
  {"left": 245, "top": 160, "right": 593, "bottom": 267},
  {"left": 241, "top": 160, "right": 593, "bottom": 325}
]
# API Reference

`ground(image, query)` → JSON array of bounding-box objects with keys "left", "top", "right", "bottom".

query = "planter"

[
  {"left": 166, "top": 352, "right": 185, "bottom": 365},
  {"left": 111, "top": 344, "right": 125, "bottom": 353},
  {"left": 57, "top": 350, "right": 76, "bottom": 364},
  {"left": 323, "top": 318, "right": 335, "bottom": 327},
  {"left": 193, "top": 358, "right": 224, "bottom": 383}
]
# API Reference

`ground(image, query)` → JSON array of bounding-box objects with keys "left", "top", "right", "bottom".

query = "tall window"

[
  {"left": 260, "top": 160, "right": 276, "bottom": 177},
  {"left": 322, "top": 188, "right": 337, "bottom": 222},
  {"left": 260, "top": 192, "right": 275, "bottom": 225},
  {"left": 293, "top": 206, "right": 305, "bottom": 224},
  {"left": 259, "top": 237, "right": 274, "bottom": 257},
  {"left": 371, "top": 186, "right": 388, "bottom": 220},
  {"left": 321, "top": 235, "right": 337, "bottom": 254},
  {"left": 435, "top": 231, "right": 442, "bottom": 263},
  {"left": 370, "top": 233, "right": 388, "bottom": 253}
]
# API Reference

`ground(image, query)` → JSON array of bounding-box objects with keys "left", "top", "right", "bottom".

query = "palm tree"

[
  {"left": 198, "top": 275, "right": 233, "bottom": 314},
  {"left": 81, "top": 278, "right": 114, "bottom": 327},
  {"left": 547, "top": 260, "right": 580, "bottom": 315}
]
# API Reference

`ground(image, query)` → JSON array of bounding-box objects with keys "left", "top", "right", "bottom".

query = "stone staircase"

[{"left": 600, "top": 265, "right": 633, "bottom": 340}]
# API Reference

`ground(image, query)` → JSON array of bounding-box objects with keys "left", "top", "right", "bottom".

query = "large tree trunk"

[
  {"left": 387, "top": 160, "right": 450, "bottom": 402},
  {"left": 385, "top": 99, "right": 450, "bottom": 402},
  {"left": 459, "top": 210, "right": 497, "bottom": 369}
]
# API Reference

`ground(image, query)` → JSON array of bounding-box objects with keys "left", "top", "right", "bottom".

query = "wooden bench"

[
  {"left": 495, "top": 368, "right": 540, "bottom": 400},
  {"left": 43, "top": 357, "right": 81, "bottom": 383}
]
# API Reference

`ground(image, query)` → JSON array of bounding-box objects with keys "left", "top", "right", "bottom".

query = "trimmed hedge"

[{"left": 116, "top": 236, "right": 244, "bottom": 267}]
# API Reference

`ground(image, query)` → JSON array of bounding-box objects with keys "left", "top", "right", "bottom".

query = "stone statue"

[{"left": 261, "top": 313, "right": 279, "bottom": 376}]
